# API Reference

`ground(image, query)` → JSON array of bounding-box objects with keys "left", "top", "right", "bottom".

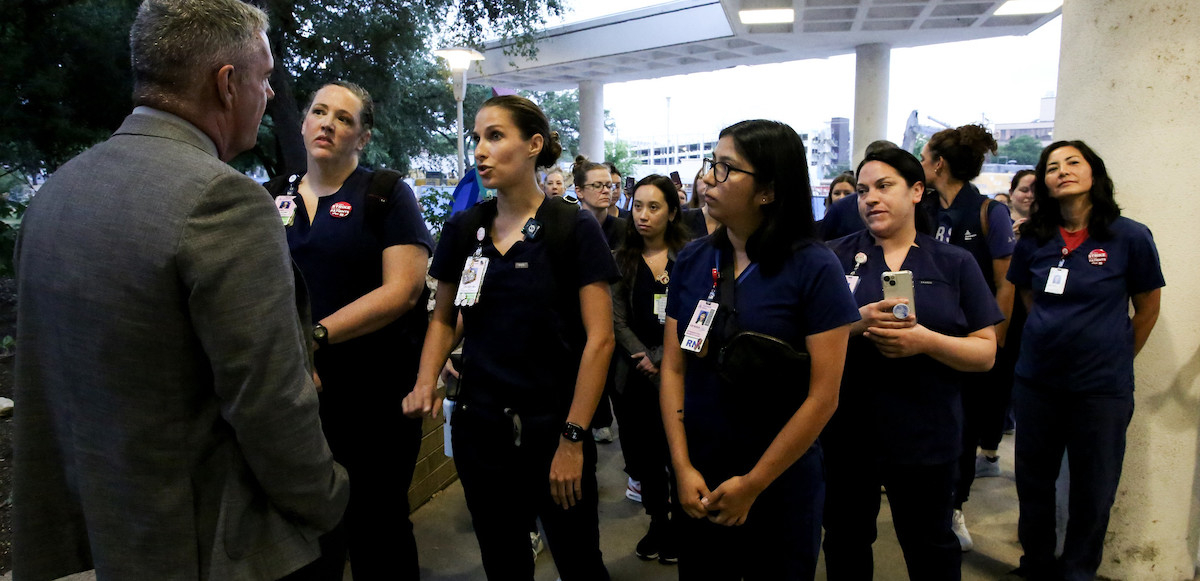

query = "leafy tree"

[
  {"left": 604, "top": 140, "right": 638, "bottom": 177},
  {"left": 0, "top": 0, "right": 564, "bottom": 177},
  {"left": 910, "top": 136, "right": 928, "bottom": 160},
  {"left": 520, "top": 89, "right": 615, "bottom": 163},
  {"left": 997, "top": 135, "right": 1043, "bottom": 166},
  {"left": 0, "top": 0, "right": 140, "bottom": 176}
]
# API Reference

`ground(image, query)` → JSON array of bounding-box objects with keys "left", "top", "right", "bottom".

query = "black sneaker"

[
  {"left": 635, "top": 519, "right": 664, "bottom": 561},
  {"left": 657, "top": 527, "right": 678, "bottom": 565}
]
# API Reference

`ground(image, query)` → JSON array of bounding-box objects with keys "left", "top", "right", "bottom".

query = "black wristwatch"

[
  {"left": 562, "top": 422, "right": 585, "bottom": 443},
  {"left": 312, "top": 323, "right": 329, "bottom": 349}
]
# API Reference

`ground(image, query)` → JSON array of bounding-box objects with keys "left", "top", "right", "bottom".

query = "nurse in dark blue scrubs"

[
  {"left": 283, "top": 82, "right": 434, "bottom": 580},
  {"left": 1006, "top": 141, "right": 1163, "bottom": 581},
  {"left": 660, "top": 120, "right": 858, "bottom": 581},
  {"left": 403, "top": 95, "right": 616, "bottom": 581},
  {"left": 823, "top": 147, "right": 1002, "bottom": 581}
]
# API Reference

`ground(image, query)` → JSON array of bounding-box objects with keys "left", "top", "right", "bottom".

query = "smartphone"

[
  {"left": 625, "top": 176, "right": 635, "bottom": 196},
  {"left": 669, "top": 171, "right": 684, "bottom": 190},
  {"left": 881, "top": 270, "right": 916, "bottom": 319}
]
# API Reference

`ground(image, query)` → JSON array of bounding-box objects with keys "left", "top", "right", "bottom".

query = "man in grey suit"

[{"left": 11, "top": 1, "right": 349, "bottom": 579}]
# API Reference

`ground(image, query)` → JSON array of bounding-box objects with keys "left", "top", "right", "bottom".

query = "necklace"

[{"left": 644, "top": 249, "right": 670, "bottom": 286}]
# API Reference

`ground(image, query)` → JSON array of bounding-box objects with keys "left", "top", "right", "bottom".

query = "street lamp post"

[{"left": 433, "top": 47, "right": 485, "bottom": 180}]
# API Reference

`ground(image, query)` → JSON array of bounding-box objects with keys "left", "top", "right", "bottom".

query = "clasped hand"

[
  {"left": 677, "top": 466, "right": 760, "bottom": 527},
  {"left": 859, "top": 297, "right": 928, "bottom": 358}
]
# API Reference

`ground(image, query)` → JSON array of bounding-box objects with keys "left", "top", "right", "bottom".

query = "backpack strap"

[
  {"left": 979, "top": 197, "right": 993, "bottom": 239},
  {"left": 365, "top": 168, "right": 403, "bottom": 241}
]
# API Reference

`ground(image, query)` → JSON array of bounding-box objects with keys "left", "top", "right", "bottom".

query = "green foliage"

[
  {"left": 0, "top": 0, "right": 140, "bottom": 174},
  {"left": 521, "top": 89, "right": 615, "bottom": 163},
  {"left": 418, "top": 186, "right": 456, "bottom": 241},
  {"left": 0, "top": 198, "right": 28, "bottom": 277},
  {"left": 604, "top": 140, "right": 638, "bottom": 177},
  {"left": 910, "top": 136, "right": 928, "bottom": 159},
  {"left": 1, "top": 0, "right": 563, "bottom": 176},
  {"left": 997, "top": 135, "right": 1043, "bottom": 166},
  {"left": 824, "top": 164, "right": 851, "bottom": 179}
]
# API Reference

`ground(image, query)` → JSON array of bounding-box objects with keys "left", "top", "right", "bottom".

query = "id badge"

[
  {"left": 1045, "top": 267, "right": 1068, "bottom": 295},
  {"left": 845, "top": 275, "right": 860, "bottom": 293},
  {"left": 653, "top": 293, "right": 668, "bottom": 324},
  {"left": 276, "top": 196, "right": 297, "bottom": 227},
  {"left": 454, "top": 257, "right": 490, "bottom": 307},
  {"left": 681, "top": 300, "right": 719, "bottom": 353}
]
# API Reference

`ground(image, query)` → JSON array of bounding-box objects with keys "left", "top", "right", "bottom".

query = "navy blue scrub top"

[
  {"left": 626, "top": 257, "right": 672, "bottom": 351},
  {"left": 827, "top": 230, "right": 1004, "bottom": 465},
  {"left": 430, "top": 200, "right": 619, "bottom": 415},
  {"left": 666, "top": 235, "right": 859, "bottom": 479},
  {"left": 1007, "top": 217, "right": 1164, "bottom": 395},
  {"left": 820, "top": 194, "right": 867, "bottom": 241},
  {"left": 933, "top": 182, "right": 1015, "bottom": 291},
  {"left": 285, "top": 167, "right": 434, "bottom": 367}
]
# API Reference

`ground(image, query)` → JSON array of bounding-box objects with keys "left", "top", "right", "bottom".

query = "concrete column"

[
  {"left": 578, "top": 80, "right": 605, "bottom": 161},
  {"left": 1054, "top": 1, "right": 1200, "bottom": 578},
  {"left": 852, "top": 43, "right": 890, "bottom": 167}
]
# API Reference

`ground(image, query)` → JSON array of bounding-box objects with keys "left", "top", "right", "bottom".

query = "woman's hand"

[
  {"left": 675, "top": 464, "right": 712, "bottom": 519},
  {"left": 401, "top": 381, "right": 441, "bottom": 419},
  {"left": 703, "top": 475, "right": 763, "bottom": 527},
  {"left": 549, "top": 440, "right": 584, "bottom": 510},
  {"left": 851, "top": 297, "right": 916, "bottom": 336},
  {"left": 865, "top": 322, "right": 931, "bottom": 358},
  {"left": 312, "top": 370, "right": 323, "bottom": 393},
  {"left": 631, "top": 352, "right": 660, "bottom": 376},
  {"left": 1012, "top": 217, "right": 1028, "bottom": 235}
]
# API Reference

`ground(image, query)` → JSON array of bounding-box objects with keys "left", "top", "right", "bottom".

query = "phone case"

[{"left": 881, "top": 270, "right": 916, "bottom": 319}]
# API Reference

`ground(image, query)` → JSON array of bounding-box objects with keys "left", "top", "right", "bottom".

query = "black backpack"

[
  {"left": 264, "top": 168, "right": 431, "bottom": 345},
  {"left": 264, "top": 168, "right": 403, "bottom": 241}
]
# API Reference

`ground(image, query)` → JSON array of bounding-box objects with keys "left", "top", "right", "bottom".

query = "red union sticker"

[
  {"left": 1088, "top": 248, "right": 1108, "bottom": 266},
  {"left": 329, "top": 201, "right": 352, "bottom": 218}
]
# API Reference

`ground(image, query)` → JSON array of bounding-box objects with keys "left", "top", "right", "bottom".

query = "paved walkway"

[
  {"left": 412, "top": 428, "right": 1025, "bottom": 580},
  {"left": 6, "top": 429, "right": 1025, "bottom": 581}
]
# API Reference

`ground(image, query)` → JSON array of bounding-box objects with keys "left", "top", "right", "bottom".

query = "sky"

[{"left": 549, "top": 1, "right": 1062, "bottom": 146}]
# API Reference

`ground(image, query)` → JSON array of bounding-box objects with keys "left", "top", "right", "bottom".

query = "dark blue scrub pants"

[
  {"left": 823, "top": 458, "right": 961, "bottom": 581},
  {"left": 318, "top": 388, "right": 423, "bottom": 581},
  {"left": 1013, "top": 381, "right": 1134, "bottom": 581},
  {"left": 452, "top": 401, "right": 610, "bottom": 581},
  {"left": 956, "top": 343, "right": 1018, "bottom": 508},
  {"left": 678, "top": 447, "right": 824, "bottom": 581}
]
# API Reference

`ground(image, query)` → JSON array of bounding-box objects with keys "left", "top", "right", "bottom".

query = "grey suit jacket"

[{"left": 12, "top": 112, "right": 349, "bottom": 580}]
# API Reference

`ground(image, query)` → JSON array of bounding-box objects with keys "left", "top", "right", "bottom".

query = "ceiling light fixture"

[
  {"left": 994, "top": 0, "right": 1063, "bottom": 16},
  {"left": 738, "top": 8, "right": 795, "bottom": 25}
]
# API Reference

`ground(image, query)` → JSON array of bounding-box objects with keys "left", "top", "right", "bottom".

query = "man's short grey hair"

[{"left": 130, "top": 0, "right": 269, "bottom": 105}]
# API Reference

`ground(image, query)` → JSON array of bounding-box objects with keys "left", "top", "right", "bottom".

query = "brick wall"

[{"left": 408, "top": 411, "right": 457, "bottom": 512}]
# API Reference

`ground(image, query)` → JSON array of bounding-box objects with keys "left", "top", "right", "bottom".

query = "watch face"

[{"left": 313, "top": 325, "right": 327, "bottom": 340}]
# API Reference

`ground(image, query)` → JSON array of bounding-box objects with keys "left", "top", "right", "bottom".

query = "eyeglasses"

[
  {"left": 701, "top": 158, "right": 757, "bottom": 183},
  {"left": 583, "top": 182, "right": 616, "bottom": 191}
]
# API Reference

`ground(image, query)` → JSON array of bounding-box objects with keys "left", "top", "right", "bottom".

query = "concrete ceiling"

[{"left": 470, "top": 0, "right": 1061, "bottom": 91}]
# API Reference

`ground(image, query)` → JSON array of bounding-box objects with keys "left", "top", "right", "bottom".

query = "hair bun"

[{"left": 551, "top": 131, "right": 560, "bottom": 143}]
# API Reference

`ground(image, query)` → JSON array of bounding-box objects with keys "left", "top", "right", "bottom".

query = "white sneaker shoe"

[
  {"left": 625, "top": 477, "right": 643, "bottom": 503},
  {"left": 592, "top": 426, "right": 614, "bottom": 443},
  {"left": 952, "top": 509, "right": 974, "bottom": 552},
  {"left": 531, "top": 531, "right": 545, "bottom": 560}
]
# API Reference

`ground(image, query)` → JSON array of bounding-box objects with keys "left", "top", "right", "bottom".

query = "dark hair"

[
  {"left": 571, "top": 155, "right": 609, "bottom": 189},
  {"left": 688, "top": 166, "right": 706, "bottom": 209},
  {"left": 131, "top": 0, "right": 268, "bottom": 106},
  {"left": 927, "top": 124, "right": 998, "bottom": 182},
  {"left": 711, "top": 120, "right": 816, "bottom": 274},
  {"left": 1022, "top": 140, "right": 1121, "bottom": 244},
  {"left": 480, "top": 95, "right": 562, "bottom": 167},
  {"left": 603, "top": 161, "right": 622, "bottom": 178},
  {"left": 615, "top": 175, "right": 692, "bottom": 296},
  {"left": 856, "top": 147, "right": 933, "bottom": 234},
  {"left": 864, "top": 139, "right": 900, "bottom": 158},
  {"left": 1009, "top": 169, "right": 1036, "bottom": 193},
  {"left": 826, "top": 172, "right": 857, "bottom": 207},
  {"left": 305, "top": 80, "right": 374, "bottom": 131}
]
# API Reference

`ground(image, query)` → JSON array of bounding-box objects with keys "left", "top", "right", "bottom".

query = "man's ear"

[{"left": 216, "top": 64, "right": 236, "bottom": 110}]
